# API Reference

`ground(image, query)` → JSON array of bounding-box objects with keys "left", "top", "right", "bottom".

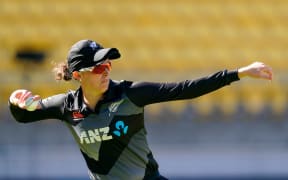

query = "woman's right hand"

[{"left": 9, "top": 89, "right": 41, "bottom": 111}]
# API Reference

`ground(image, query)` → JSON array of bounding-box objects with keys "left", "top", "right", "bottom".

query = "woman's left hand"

[{"left": 238, "top": 62, "right": 273, "bottom": 80}]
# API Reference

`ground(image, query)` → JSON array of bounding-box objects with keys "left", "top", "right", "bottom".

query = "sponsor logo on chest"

[
  {"left": 80, "top": 127, "right": 112, "bottom": 144},
  {"left": 79, "top": 120, "right": 129, "bottom": 144}
]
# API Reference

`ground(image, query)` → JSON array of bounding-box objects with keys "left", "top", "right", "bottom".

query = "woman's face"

[{"left": 79, "top": 61, "right": 111, "bottom": 93}]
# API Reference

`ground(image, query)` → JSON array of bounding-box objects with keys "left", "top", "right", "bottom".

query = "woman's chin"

[{"left": 100, "top": 79, "right": 110, "bottom": 91}]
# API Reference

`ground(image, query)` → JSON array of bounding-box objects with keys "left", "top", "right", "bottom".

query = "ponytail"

[{"left": 53, "top": 62, "right": 72, "bottom": 81}]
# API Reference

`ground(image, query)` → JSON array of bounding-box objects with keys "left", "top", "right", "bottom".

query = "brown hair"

[{"left": 53, "top": 62, "right": 72, "bottom": 81}]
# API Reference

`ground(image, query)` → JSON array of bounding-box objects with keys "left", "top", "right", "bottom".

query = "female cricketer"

[{"left": 9, "top": 39, "right": 273, "bottom": 180}]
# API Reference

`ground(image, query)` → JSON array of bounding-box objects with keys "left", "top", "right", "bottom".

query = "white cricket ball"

[{"left": 10, "top": 89, "right": 27, "bottom": 105}]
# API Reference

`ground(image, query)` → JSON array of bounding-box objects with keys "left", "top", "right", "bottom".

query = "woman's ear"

[{"left": 72, "top": 71, "right": 81, "bottom": 80}]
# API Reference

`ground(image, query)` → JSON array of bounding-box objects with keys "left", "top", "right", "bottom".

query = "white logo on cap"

[{"left": 89, "top": 42, "right": 98, "bottom": 50}]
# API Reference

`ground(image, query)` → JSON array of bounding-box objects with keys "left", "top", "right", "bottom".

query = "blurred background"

[{"left": 0, "top": 0, "right": 287, "bottom": 179}]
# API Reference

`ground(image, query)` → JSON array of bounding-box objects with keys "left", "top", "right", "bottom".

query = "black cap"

[{"left": 67, "top": 40, "right": 121, "bottom": 72}]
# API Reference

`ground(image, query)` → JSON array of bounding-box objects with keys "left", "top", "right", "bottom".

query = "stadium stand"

[{"left": 0, "top": 0, "right": 287, "bottom": 117}]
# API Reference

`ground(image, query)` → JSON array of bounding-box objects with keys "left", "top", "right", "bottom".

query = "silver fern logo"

[{"left": 109, "top": 99, "right": 124, "bottom": 113}]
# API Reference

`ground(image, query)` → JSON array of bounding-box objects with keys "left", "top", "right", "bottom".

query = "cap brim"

[{"left": 93, "top": 48, "right": 120, "bottom": 65}]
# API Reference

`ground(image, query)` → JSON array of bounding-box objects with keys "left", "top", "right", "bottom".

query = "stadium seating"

[{"left": 0, "top": 0, "right": 287, "bottom": 117}]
